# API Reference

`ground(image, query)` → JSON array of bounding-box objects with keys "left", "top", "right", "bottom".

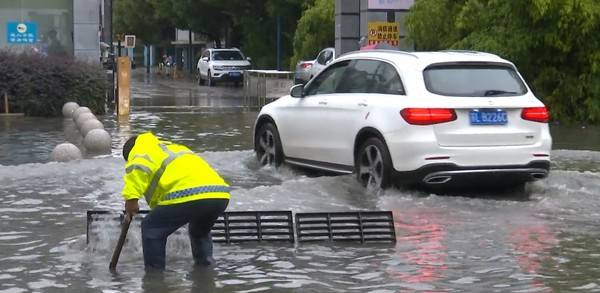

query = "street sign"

[
  {"left": 6, "top": 22, "right": 38, "bottom": 44},
  {"left": 124, "top": 35, "right": 136, "bottom": 48},
  {"left": 367, "top": 21, "right": 400, "bottom": 46}
]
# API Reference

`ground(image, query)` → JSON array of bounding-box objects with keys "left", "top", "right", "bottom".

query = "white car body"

[
  {"left": 253, "top": 50, "right": 552, "bottom": 189},
  {"left": 197, "top": 48, "right": 251, "bottom": 86}
]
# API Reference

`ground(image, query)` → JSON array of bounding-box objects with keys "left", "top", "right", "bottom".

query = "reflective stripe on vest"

[
  {"left": 143, "top": 144, "right": 194, "bottom": 204},
  {"left": 132, "top": 153, "right": 154, "bottom": 164},
  {"left": 163, "top": 185, "right": 231, "bottom": 201},
  {"left": 126, "top": 164, "right": 152, "bottom": 175}
]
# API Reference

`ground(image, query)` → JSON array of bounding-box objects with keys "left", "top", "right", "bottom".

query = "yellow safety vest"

[{"left": 121, "top": 132, "right": 230, "bottom": 208}]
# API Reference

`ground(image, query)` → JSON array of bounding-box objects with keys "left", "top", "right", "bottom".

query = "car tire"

[
  {"left": 356, "top": 137, "right": 393, "bottom": 190},
  {"left": 255, "top": 123, "right": 283, "bottom": 167},
  {"left": 207, "top": 70, "right": 215, "bottom": 87}
]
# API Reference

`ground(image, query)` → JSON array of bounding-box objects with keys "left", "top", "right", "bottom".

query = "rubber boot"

[{"left": 190, "top": 232, "right": 214, "bottom": 266}]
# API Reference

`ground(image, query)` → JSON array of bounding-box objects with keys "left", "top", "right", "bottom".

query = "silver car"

[
  {"left": 309, "top": 47, "right": 336, "bottom": 80},
  {"left": 294, "top": 59, "right": 314, "bottom": 84}
]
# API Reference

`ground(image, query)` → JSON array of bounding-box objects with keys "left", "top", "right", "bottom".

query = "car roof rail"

[
  {"left": 341, "top": 49, "right": 418, "bottom": 59},
  {"left": 440, "top": 49, "right": 499, "bottom": 57}
]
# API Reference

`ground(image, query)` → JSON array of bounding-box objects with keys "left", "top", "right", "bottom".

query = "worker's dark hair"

[{"left": 122, "top": 135, "right": 138, "bottom": 161}]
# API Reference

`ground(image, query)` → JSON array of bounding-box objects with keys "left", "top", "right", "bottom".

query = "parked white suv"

[
  {"left": 253, "top": 50, "right": 552, "bottom": 191},
  {"left": 197, "top": 48, "right": 252, "bottom": 87}
]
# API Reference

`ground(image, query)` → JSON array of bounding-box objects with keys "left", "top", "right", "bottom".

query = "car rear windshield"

[
  {"left": 213, "top": 51, "right": 244, "bottom": 61},
  {"left": 423, "top": 63, "right": 528, "bottom": 97}
]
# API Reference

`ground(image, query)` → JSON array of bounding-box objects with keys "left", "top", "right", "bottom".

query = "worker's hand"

[{"left": 125, "top": 199, "right": 139, "bottom": 217}]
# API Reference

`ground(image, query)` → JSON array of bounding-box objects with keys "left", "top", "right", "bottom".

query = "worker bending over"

[{"left": 121, "top": 132, "right": 230, "bottom": 270}]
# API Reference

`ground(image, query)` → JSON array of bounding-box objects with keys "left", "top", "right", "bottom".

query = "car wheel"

[
  {"left": 255, "top": 123, "right": 283, "bottom": 167},
  {"left": 207, "top": 70, "right": 215, "bottom": 87},
  {"left": 356, "top": 137, "right": 393, "bottom": 190}
]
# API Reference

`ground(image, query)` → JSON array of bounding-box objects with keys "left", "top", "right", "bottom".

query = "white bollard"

[
  {"left": 76, "top": 112, "right": 96, "bottom": 128},
  {"left": 62, "top": 102, "right": 79, "bottom": 118},
  {"left": 72, "top": 107, "right": 91, "bottom": 121},
  {"left": 51, "top": 143, "right": 82, "bottom": 162},
  {"left": 80, "top": 119, "right": 104, "bottom": 137},
  {"left": 84, "top": 128, "right": 112, "bottom": 154}
]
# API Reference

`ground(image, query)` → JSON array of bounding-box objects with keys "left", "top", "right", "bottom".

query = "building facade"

[
  {"left": 0, "top": 0, "right": 110, "bottom": 63},
  {"left": 335, "top": 0, "right": 414, "bottom": 56}
]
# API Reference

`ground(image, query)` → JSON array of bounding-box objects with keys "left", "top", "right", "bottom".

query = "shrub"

[{"left": 0, "top": 50, "right": 109, "bottom": 116}]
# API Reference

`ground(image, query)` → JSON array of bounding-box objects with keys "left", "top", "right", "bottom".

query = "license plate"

[
  {"left": 469, "top": 109, "right": 508, "bottom": 125},
  {"left": 229, "top": 72, "right": 241, "bottom": 77}
]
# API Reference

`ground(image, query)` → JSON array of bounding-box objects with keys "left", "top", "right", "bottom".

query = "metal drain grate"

[
  {"left": 87, "top": 210, "right": 395, "bottom": 244},
  {"left": 212, "top": 211, "right": 294, "bottom": 243},
  {"left": 87, "top": 210, "right": 294, "bottom": 244},
  {"left": 295, "top": 211, "right": 396, "bottom": 243}
]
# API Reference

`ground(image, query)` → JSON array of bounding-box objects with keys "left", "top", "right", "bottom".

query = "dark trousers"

[{"left": 141, "top": 198, "right": 229, "bottom": 270}]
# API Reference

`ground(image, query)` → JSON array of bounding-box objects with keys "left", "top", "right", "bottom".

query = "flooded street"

[{"left": 1, "top": 73, "right": 600, "bottom": 292}]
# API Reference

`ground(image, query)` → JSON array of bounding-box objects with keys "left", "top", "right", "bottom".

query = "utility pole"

[
  {"left": 188, "top": 29, "right": 193, "bottom": 73},
  {"left": 276, "top": 15, "right": 281, "bottom": 71}
]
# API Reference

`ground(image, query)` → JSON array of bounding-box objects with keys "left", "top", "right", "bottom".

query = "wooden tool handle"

[{"left": 109, "top": 214, "right": 133, "bottom": 271}]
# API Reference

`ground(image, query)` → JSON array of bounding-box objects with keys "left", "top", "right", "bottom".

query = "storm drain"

[
  {"left": 213, "top": 211, "right": 294, "bottom": 243},
  {"left": 295, "top": 211, "right": 396, "bottom": 243},
  {"left": 87, "top": 210, "right": 294, "bottom": 244},
  {"left": 87, "top": 210, "right": 395, "bottom": 244}
]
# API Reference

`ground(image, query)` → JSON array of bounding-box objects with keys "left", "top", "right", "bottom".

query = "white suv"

[
  {"left": 253, "top": 50, "right": 552, "bottom": 191},
  {"left": 197, "top": 48, "right": 252, "bottom": 87}
]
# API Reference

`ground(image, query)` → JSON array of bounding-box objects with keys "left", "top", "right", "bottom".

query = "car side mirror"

[
  {"left": 202, "top": 57, "right": 209, "bottom": 62},
  {"left": 290, "top": 84, "right": 304, "bottom": 98},
  {"left": 246, "top": 57, "right": 252, "bottom": 62}
]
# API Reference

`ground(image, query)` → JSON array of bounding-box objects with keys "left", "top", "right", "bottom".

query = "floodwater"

[{"left": 1, "top": 75, "right": 600, "bottom": 292}]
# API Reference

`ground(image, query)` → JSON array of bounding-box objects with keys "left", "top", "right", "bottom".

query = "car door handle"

[
  {"left": 318, "top": 101, "right": 328, "bottom": 105},
  {"left": 358, "top": 102, "right": 368, "bottom": 107}
]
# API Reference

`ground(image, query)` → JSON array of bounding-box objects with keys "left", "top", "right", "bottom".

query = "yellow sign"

[{"left": 367, "top": 22, "right": 400, "bottom": 46}]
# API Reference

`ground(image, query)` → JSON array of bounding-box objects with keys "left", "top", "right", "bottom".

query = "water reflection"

[
  {"left": 392, "top": 211, "right": 448, "bottom": 285},
  {"left": 188, "top": 267, "right": 218, "bottom": 293}
]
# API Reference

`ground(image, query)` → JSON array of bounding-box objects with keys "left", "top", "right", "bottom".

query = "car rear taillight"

[
  {"left": 521, "top": 107, "right": 549, "bottom": 123},
  {"left": 300, "top": 62, "right": 313, "bottom": 69},
  {"left": 400, "top": 108, "right": 457, "bottom": 125}
]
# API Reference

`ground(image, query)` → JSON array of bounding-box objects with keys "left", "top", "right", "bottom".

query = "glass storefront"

[{"left": 0, "top": 0, "right": 73, "bottom": 56}]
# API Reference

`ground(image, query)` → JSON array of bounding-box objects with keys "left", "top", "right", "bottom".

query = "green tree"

[
  {"left": 150, "top": 0, "right": 228, "bottom": 47},
  {"left": 290, "top": 0, "right": 334, "bottom": 69},
  {"left": 406, "top": 0, "right": 600, "bottom": 124},
  {"left": 114, "top": 0, "right": 173, "bottom": 46},
  {"left": 147, "top": 0, "right": 304, "bottom": 69}
]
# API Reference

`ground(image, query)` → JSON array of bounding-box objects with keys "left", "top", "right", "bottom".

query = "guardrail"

[{"left": 243, "top": 70, "right": 294, "bottom": 108}]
